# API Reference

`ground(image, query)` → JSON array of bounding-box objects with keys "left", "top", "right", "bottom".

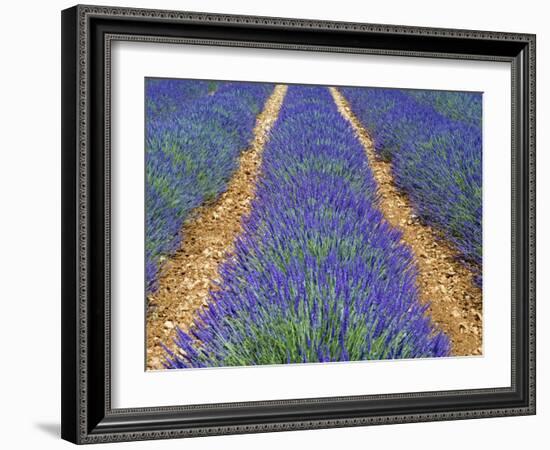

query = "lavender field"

[{"left": 145, "top": 78, "right": 483, "bottom": 370}]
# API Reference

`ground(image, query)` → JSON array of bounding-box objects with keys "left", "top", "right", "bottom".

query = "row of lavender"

[
  {"left": 145, "top": 79, "right": 273, "bottom": 294},
  {"left": 165, "top": 86, "right": 450, "bottom": 368},
  {"left": 407, "top": 90, "right": 482, "bottom": 128},
  {"left": 341, "top": 87, "right": 482, "bottom": 282},
  {"left": 145, "top": 79, "right": 219, "bottom": 121}
]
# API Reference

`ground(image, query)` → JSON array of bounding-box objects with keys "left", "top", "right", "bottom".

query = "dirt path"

[
  {"left": 330, "top": 87, "right": 482, "bottom": 357},
  {"left": 146, "top": 85, "right": 288, "bottom": 370}
]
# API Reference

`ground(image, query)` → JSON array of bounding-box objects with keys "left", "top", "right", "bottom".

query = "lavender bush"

[
  {"left": 341, "top": 87, "right": 482, "bottom": 282},
  {"left": 164, "top": 86, "right": 450, "bottom": 368},
  {"left": 407, "top": 90, "right": 482, "bottom": 128},
  {"left": 145, "top": 80, "right": 273, "bottom": 294},
  {"left": 146, "top": 78, "right": 217, "bottom": 121}
]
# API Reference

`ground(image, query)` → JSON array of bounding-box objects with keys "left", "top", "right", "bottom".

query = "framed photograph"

[{"left": 61, "top": 4, "right": 536, "bottom": 444}]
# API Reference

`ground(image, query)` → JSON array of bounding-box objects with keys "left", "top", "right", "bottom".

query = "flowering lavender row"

[
  {"left": 164, "top": 86, "right": 450, "bottom": 368},
  {"left": 145, "top": 79, "right": 273, "bottom": 294},
  {"left": 406, "top": 90, "right": 482, "bottom": 128},
  {"left": 146, "top": 78, "right": 218, "bottom": 121},
  {"left": 340, "top": 87, "right": 482, "bottom": 281}
]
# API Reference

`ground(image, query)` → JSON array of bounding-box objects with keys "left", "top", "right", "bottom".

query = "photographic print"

[{"left": 144, "top": 79, "right": 483, "bottom": 371}]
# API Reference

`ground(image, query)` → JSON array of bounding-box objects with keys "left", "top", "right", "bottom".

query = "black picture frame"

[{"left": 61, "top": 4, "right": 536, "bottom": 444}]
